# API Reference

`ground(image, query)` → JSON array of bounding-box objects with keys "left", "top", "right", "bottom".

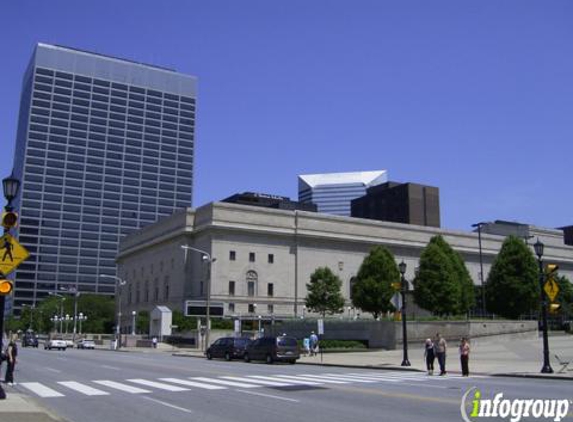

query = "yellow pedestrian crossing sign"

[
  {"left": 544, "top": 279, "right": 559, "bottom": 303},
  {"left": 0, "top": 233, "right": 30, "bottom": 275}
]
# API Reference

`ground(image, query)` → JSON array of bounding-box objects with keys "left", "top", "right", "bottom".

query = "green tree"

[
  {"left": 413, "top": 241, "right": 461, "bottom": 316},
  {"left": 554, "top": 276, "right": 573, "bottom": 318},
  {"left": 351, "top": 246, "right": 398, "bottom": 319},
  {"left": 305, "top": 267, "right": 345, "bottom": 317},
  {"left": 485, "top": 235, "right": 539, "bottom": 319},
  {"left": 136, "top": 310, "right": 150, "bottom": 334},
  {"left": 171, "top": 310, "right": 197, "bottom": 332},
  {"left": 429, "top": 235, "right": 476, "bottom": 314}
]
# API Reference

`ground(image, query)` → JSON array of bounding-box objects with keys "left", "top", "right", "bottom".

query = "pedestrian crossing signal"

[
  {"left": 1, "top": 211, "right": 18, "bottom": 229},
  {"left": 0, "top": 279, "right": 13, "bottom": 295},
  {"left": 549, "top": 303, "right": 561, "bottom": 314}
]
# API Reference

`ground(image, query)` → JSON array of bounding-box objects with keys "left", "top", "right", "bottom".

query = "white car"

[
  {"left": 44, "top": 339, "right": 67, "bottom": 350},
  {"left": 76, "top": 339, "right": 95, "bottom": 349}
]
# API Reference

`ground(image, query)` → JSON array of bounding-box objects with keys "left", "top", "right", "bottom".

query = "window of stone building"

[
  {"left": 164, "top": 276, "right": 170, "bottom": 300},
  {"left": 246, "top": 270, "right": 257, "bottom": 297},
  {"left": 145, "top": 280, "right": 149, "bottom": 302},
  {"left": 128, "top": 284, "right": 133, "bottom": 304},
  {"left": 248, "top": 303, "right": 255, "bottom": 313},
  {"left": 136, "top": 283, "right": 140, "bottom": 303},
  {"left": 228, "top": 303, "right": 235, "bottom": 313},
  {"left": 229, "top": 281, "right": 235, "bottom": 296},
  {"left": 267, "top": 283, "right": 274, "bottom": 297},
  {"left": 154, "top": 279, "right": 159, "bottom": 301},
  {"left": 249, "top": 252, "right": 255, "bottom": 262},
  {"left": 268, "top": 254, "right": 274, "bottom": 264},
  {"left": 229, "top": 250, "right": 236, "bottom": 261},
  {"left": 268, "top": 304, "right": 274, "bottom": 314}
]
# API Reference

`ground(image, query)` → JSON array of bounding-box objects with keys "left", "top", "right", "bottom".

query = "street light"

[
  {"left": 50, "top": 315, "right": 61, "bottom": 334},
  {"left": 64, "top": 314, "right": 70, "bottom": 334},
  {"left": 181, "top": 245, "right": 215, "bottom": 351},
  {"left": 131, "top": 310, "right": 137, "bottom": 335},
  {"left": 472, "top": 222, "right": 488, "bottom": 316},
  {"left": 59, "top": 285, "right": 80, "bottom": 343},
  {"left": 48, "top": 292, "right": 65, "bottom": 334},
  {"left": 77, "top": 312, "right": 87, "bottom": 335},
  {"left": 99, "top": 274, "right": 127, "bottom": 350},
  {"left": 534, "top": 238, "right": 553, "bottom": 374},
  {"left": 398, "top": 261, "right": 411, "bottom": 366},
  {"left": 0, "top": 173, "right": 20, "bottom": 401}
]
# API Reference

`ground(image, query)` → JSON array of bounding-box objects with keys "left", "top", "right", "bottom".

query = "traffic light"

[
  {"left": 0, "top": 279, "right": 13, "bottom": 295},
  {"left": 549, "top": 303, "right": 561, "bottom": 314},
  {"left": 1, "top": 211, "right": 18, "bottom": 230}
]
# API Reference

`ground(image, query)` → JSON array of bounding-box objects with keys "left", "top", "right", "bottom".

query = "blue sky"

[{"left": 1, "top": 1, "right": 572, "bottom": 231}]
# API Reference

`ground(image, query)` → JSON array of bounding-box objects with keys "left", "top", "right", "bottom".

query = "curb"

[{"left": 171, "top": 352, "right": 573, "bottom": 380}]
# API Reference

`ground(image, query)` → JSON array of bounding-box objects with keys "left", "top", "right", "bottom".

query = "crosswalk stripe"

[
  {"left": 271, "top": 375, "right": 325, "bottom": 385},
  {"left": 20, "top": 382, "right": 65, "bottom": 398},
  {"left": 191, "top": 377, "right": 260, "bottom": 388},
  {"left": 347, "top": 373, "right": 429, "bottom": 381},
  {"left": 292, "top": 375, "right": 350, "bottom": 384},
  {"left": 58, "top": 381, "right": 109, "bottom": 396},
  {"left": 222, "top": 376, "right": 293, "bottom": 387},
  {"left": 336, "top": 373, "right": 402, "bottom": 383},
  {"left": 127, "top": 379, "right": 189, "bottom": 392},
  {"left": 93, "top": 380, "right": 151, "bottom": 394},
  {"left": 248, "top": 375, "right": 322, "bottom": 386},
  {"left": 159, "top": 378, "right": 227, "bottom": 390},
  {"left": 299, "top": 374, "right": 376, "bottom": 383}
]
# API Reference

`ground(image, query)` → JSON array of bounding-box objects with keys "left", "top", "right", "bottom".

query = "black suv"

[
  {"left": 22, "top": 333, "right": 39, "bottom": 348},
  {"left": 206, "top": 337, "right": 252, "bottom": 361},
  {"left": 243, "top": 336, "right": 300, "bottom": 364}
]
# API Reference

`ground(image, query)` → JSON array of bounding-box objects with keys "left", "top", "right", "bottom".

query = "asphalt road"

[{"left": 9, "top": 347, "right": 573, "bottom": 422}]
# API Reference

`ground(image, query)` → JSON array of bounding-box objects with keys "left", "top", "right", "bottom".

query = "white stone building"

[{"left": 115, "top": 202, "right": 573, "bottom": 332}]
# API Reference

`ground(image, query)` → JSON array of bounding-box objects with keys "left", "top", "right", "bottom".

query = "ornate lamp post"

[
  {"left": 472, "top": 222, "right": 487, "bottom": 315},
  {"left": 398, "top": 260, "right": 411, "bottom": 366},
  {"left": 131, "top": 310, "right": 137, "bottom": 335},
  {"left": 77, "top": 312, "right": 87, "bottom": 335},
  {"left": 534, "top": 239, "right": 553, "bottom": 374}
]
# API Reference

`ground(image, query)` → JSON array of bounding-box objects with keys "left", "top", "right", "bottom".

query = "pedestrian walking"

[
  {"left": 459, "top": 337, "right": 470, "bottom": 377},
  {"left": 435, "top": 333, "right": 447, "bottom": 376},
  {"left": 309, "top": 331, "right": 319, "bottom": 356},
  {"left": 424, "top": 338, "right": 435, "bottom": 375},
  {"left": 4, "top": 339, "right": 17, "bottom": 386},
  {"left": 152, "top": 336, "right": 158, "bottom": 349}
]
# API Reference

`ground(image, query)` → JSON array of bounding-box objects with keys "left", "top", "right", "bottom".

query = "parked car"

[
  {"left": 243, "top": 335, "right": 300, "bottom": 364},
  {"left": 206, "top": 337, "right": 252, "bottom": 361},
  {"left": 44, "top": 338, "right": 67, "bottom": 351},
  {"left": 76, "top": 339, "right": 95, "bottom": 350}
]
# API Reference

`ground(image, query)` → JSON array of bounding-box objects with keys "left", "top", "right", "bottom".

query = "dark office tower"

[
  {"left": 10, "top": 43, "right": 196, "bottom": 312},
  {"left": 351, "top": 182, "right": 440, "bottom": 227}
]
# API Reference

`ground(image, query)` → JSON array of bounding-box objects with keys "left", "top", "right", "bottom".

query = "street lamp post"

[
  {"left": 59, "top": 285, "right": 80, "bottom": 343},
  {"left": 0, "top": 174, "right": 20, "bottom": 400},
  {"left": 78, "top": 313, "right": 86, "bottom": 335},
  {"left": 181, "top": 245, "right": 215, "bottom": 350},
  {"left": 99, "top": 274, "right": 127, "bottom": 350},
  {"left": 49, "top": 292, "right": 65, "bottom": 334},
  {"left": 398, "top": 261, "right": 411, "bottom": 366},
  {"left": 534, "top": 239, "right": 553, "bottom": 374},
  {"left": 51, "top": 316, "right": 60, "bottom": 334},
  {"left": 472, "top": 222, "right": 487, "bottom": 316},
  {"left": 131, "top": 311, "right": 137, "bottom": 335},
  {"left": 64, "top": 314, "right": 70, "bottom": 334}
]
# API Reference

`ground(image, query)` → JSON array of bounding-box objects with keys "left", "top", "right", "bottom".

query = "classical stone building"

[{"left": 115, "top": 202, "right": 573, "bottom": 333}]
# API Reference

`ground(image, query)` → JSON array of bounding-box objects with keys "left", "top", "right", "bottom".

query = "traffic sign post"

[
  {"left": 544, "top": 279, "right": 559, "bottom": 303},
  {"left": 0, "top": 233, "right": 30, "bottom": 275}
]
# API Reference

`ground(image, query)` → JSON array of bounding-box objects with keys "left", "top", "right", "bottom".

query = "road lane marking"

[
  {"left": 158, "top": 378, "right": 227, "bottom": 390},
  {"left": 271, "top": 375, "right": 325, "bottom": 385},
  {"left": 141, "top": 396, "right": 193, "bottom": 414},
  {"left": 127, "top": 379, "right": 189, "bottom": 392},
  {"left": 93, "top": 380, "right": 151, "bottom": 394},
  {"left": 290, "top": 375, "right": 349, "bottom": 384},
  {"left": 20, "top": 382, "right": 64, "bottom": 398},
  {"left": 44, "top": 368, "right": 62, "bottom": 373},
  {"left": 224, "top": 376, "right": 294, "bottom": 387},
  {"left": 191, "top": 377, "right": 260, "bottom": 388},
  {"left": 100, "top": 365, "right": 121, "bottom": 370},
  {"left": 236, "top": 389, "right": 300, "bottom": 403},
  {"left": 298, "top": 374, "right": 373, "bottom": 383},
  {"left": 58, "top": 381, "right": 109, "bottom": 396},
  {"left": 325, "top": 373, "right": 401, "bottom": 383}
]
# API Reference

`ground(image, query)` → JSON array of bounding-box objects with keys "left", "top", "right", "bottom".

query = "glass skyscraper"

[
  {"left": 10, "top": 43, "right": 196, "bottom": 313},
  {"left": 298, "top": 170, "right": 388, "bottom": 216}
]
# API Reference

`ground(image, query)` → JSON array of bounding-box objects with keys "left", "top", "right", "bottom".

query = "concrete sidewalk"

[{"left": 0, "top": 389, "right": 64, "bottom": 422}]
